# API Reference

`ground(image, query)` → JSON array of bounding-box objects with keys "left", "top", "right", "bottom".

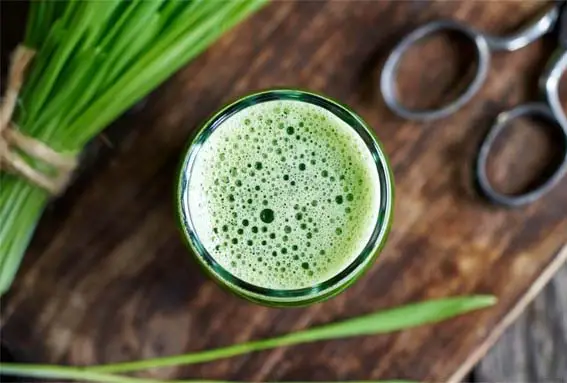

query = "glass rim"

[{"left": 177, "top": 89, "right": 394, "bottom": 302}]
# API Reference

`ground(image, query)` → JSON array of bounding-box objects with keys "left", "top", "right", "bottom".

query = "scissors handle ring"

[
  {"left": 542, "top": 49, "right": 567, "bottom": 128},
  {"left": 380, "top": 20, "right": 491, "bottom": 121},
  {"left": 475, "top": 103, "right": 567, "bottom": 208}
]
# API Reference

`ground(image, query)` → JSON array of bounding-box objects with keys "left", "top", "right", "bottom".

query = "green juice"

[
  {"left": 179, "top": 90, "right": 393, "bottom": 305},
  {"left": 187, "top": 99, "right": 381, "bottom": 290}
]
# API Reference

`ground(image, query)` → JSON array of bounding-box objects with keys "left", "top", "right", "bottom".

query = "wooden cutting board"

[{"left": 2, "top": 1, "right": 567, "bottom": 382}]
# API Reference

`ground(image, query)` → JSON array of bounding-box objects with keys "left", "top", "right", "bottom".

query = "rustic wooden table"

[
  {"left": 476, "top": 263, "right": 567, "bottom": 382},
  {"left": 2, "top": 1, "right": 567, "bottom": 382}
]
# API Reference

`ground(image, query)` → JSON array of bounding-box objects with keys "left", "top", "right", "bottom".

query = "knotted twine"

[{"left": 0, "top": 45, "right": 77, "bottom": 195}]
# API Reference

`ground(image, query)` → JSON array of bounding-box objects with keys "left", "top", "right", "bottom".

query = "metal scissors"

[{"left": 380, "top": 1, "right": 567, "bottom": 207}]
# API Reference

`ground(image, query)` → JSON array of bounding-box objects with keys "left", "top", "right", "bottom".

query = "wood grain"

[
  {"left": 2, "top": 1, "right": 567, "bottom": 382},
  {"left": 476, "top": 261, "right": 567, "bottom": 382}
]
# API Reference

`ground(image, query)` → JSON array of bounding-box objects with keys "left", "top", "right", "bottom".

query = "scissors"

[{"left": 380, "top": 1, "right": 567, "bottom": 207}]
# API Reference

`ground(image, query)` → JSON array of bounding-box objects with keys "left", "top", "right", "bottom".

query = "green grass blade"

[
  {"left": 0, "top": 184, "right": 46, "bottom": 295},
  {"left": 24, "top": 0, "right": 39, "bottom": 47},
  {"left": 29, "top": 48, "right": 99, "bottom": 141},
  {"left": 0, "top": 363, "right": 416, "bottom": 383},
  {"left": 158, "top": 0, "right": 196, "bottom": 28},
  {"left": 99, "top": 14, "right": 162, "bottom": 91},
  {"left": 96, "top": 0, "right": 163, "bottom": 55},
  {"left": 88, "top": 296, "right": 496, "bottom": 374},
  {"left": 24, "top": 2, "right": 93, "bottom": 123},
  {"left": 76, "top": 0, "right": 123, "bottom": 50},
  {"left": 20, "top": 20, "right": 66, "bottom": 113},
  {"left": 0, "top": 364, "right": 163, "bottom": 383},
  {"left": 59, "top": 0, "right": 82, "bottom": 28},
  {"left": 155, "top": 0, "right": 220, "bottom": 42},
  {"left": 97, "top": 1, "right": 139, "bottom": 50}
]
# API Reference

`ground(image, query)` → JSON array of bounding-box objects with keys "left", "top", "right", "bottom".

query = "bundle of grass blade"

[{"left": 0, "top": 0, "right": 266, "bottom": 295}]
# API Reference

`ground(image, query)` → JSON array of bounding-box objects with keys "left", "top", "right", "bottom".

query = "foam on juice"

[{"left": 187, "top": 100, "right": 381, "bottom": 289}]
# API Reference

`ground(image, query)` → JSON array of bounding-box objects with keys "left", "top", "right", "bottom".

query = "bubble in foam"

[{"left": 260, "top": 209, "right": 274, "bottom": 223}]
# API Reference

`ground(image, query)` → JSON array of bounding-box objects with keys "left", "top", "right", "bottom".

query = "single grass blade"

[
  {"left": 86, "top": 296, "right": 496, "bottom": 374},
  {"left": 0, "top": 364, "right": 162, "bottom": 383},
  {"left": 0, "top": 363, "right": 416, "bottom": 383}
]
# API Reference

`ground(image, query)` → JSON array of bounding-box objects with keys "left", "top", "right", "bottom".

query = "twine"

[{"left": 0, "top": 45, "right": 77, "bottom": 195}]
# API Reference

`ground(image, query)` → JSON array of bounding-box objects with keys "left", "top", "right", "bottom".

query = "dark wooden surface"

[
  {"left": 2, "top": 1, "right": 567, "bottom": 382},
  {"left": 476, "top": 263, "right": 567, "bottom": 382}
]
